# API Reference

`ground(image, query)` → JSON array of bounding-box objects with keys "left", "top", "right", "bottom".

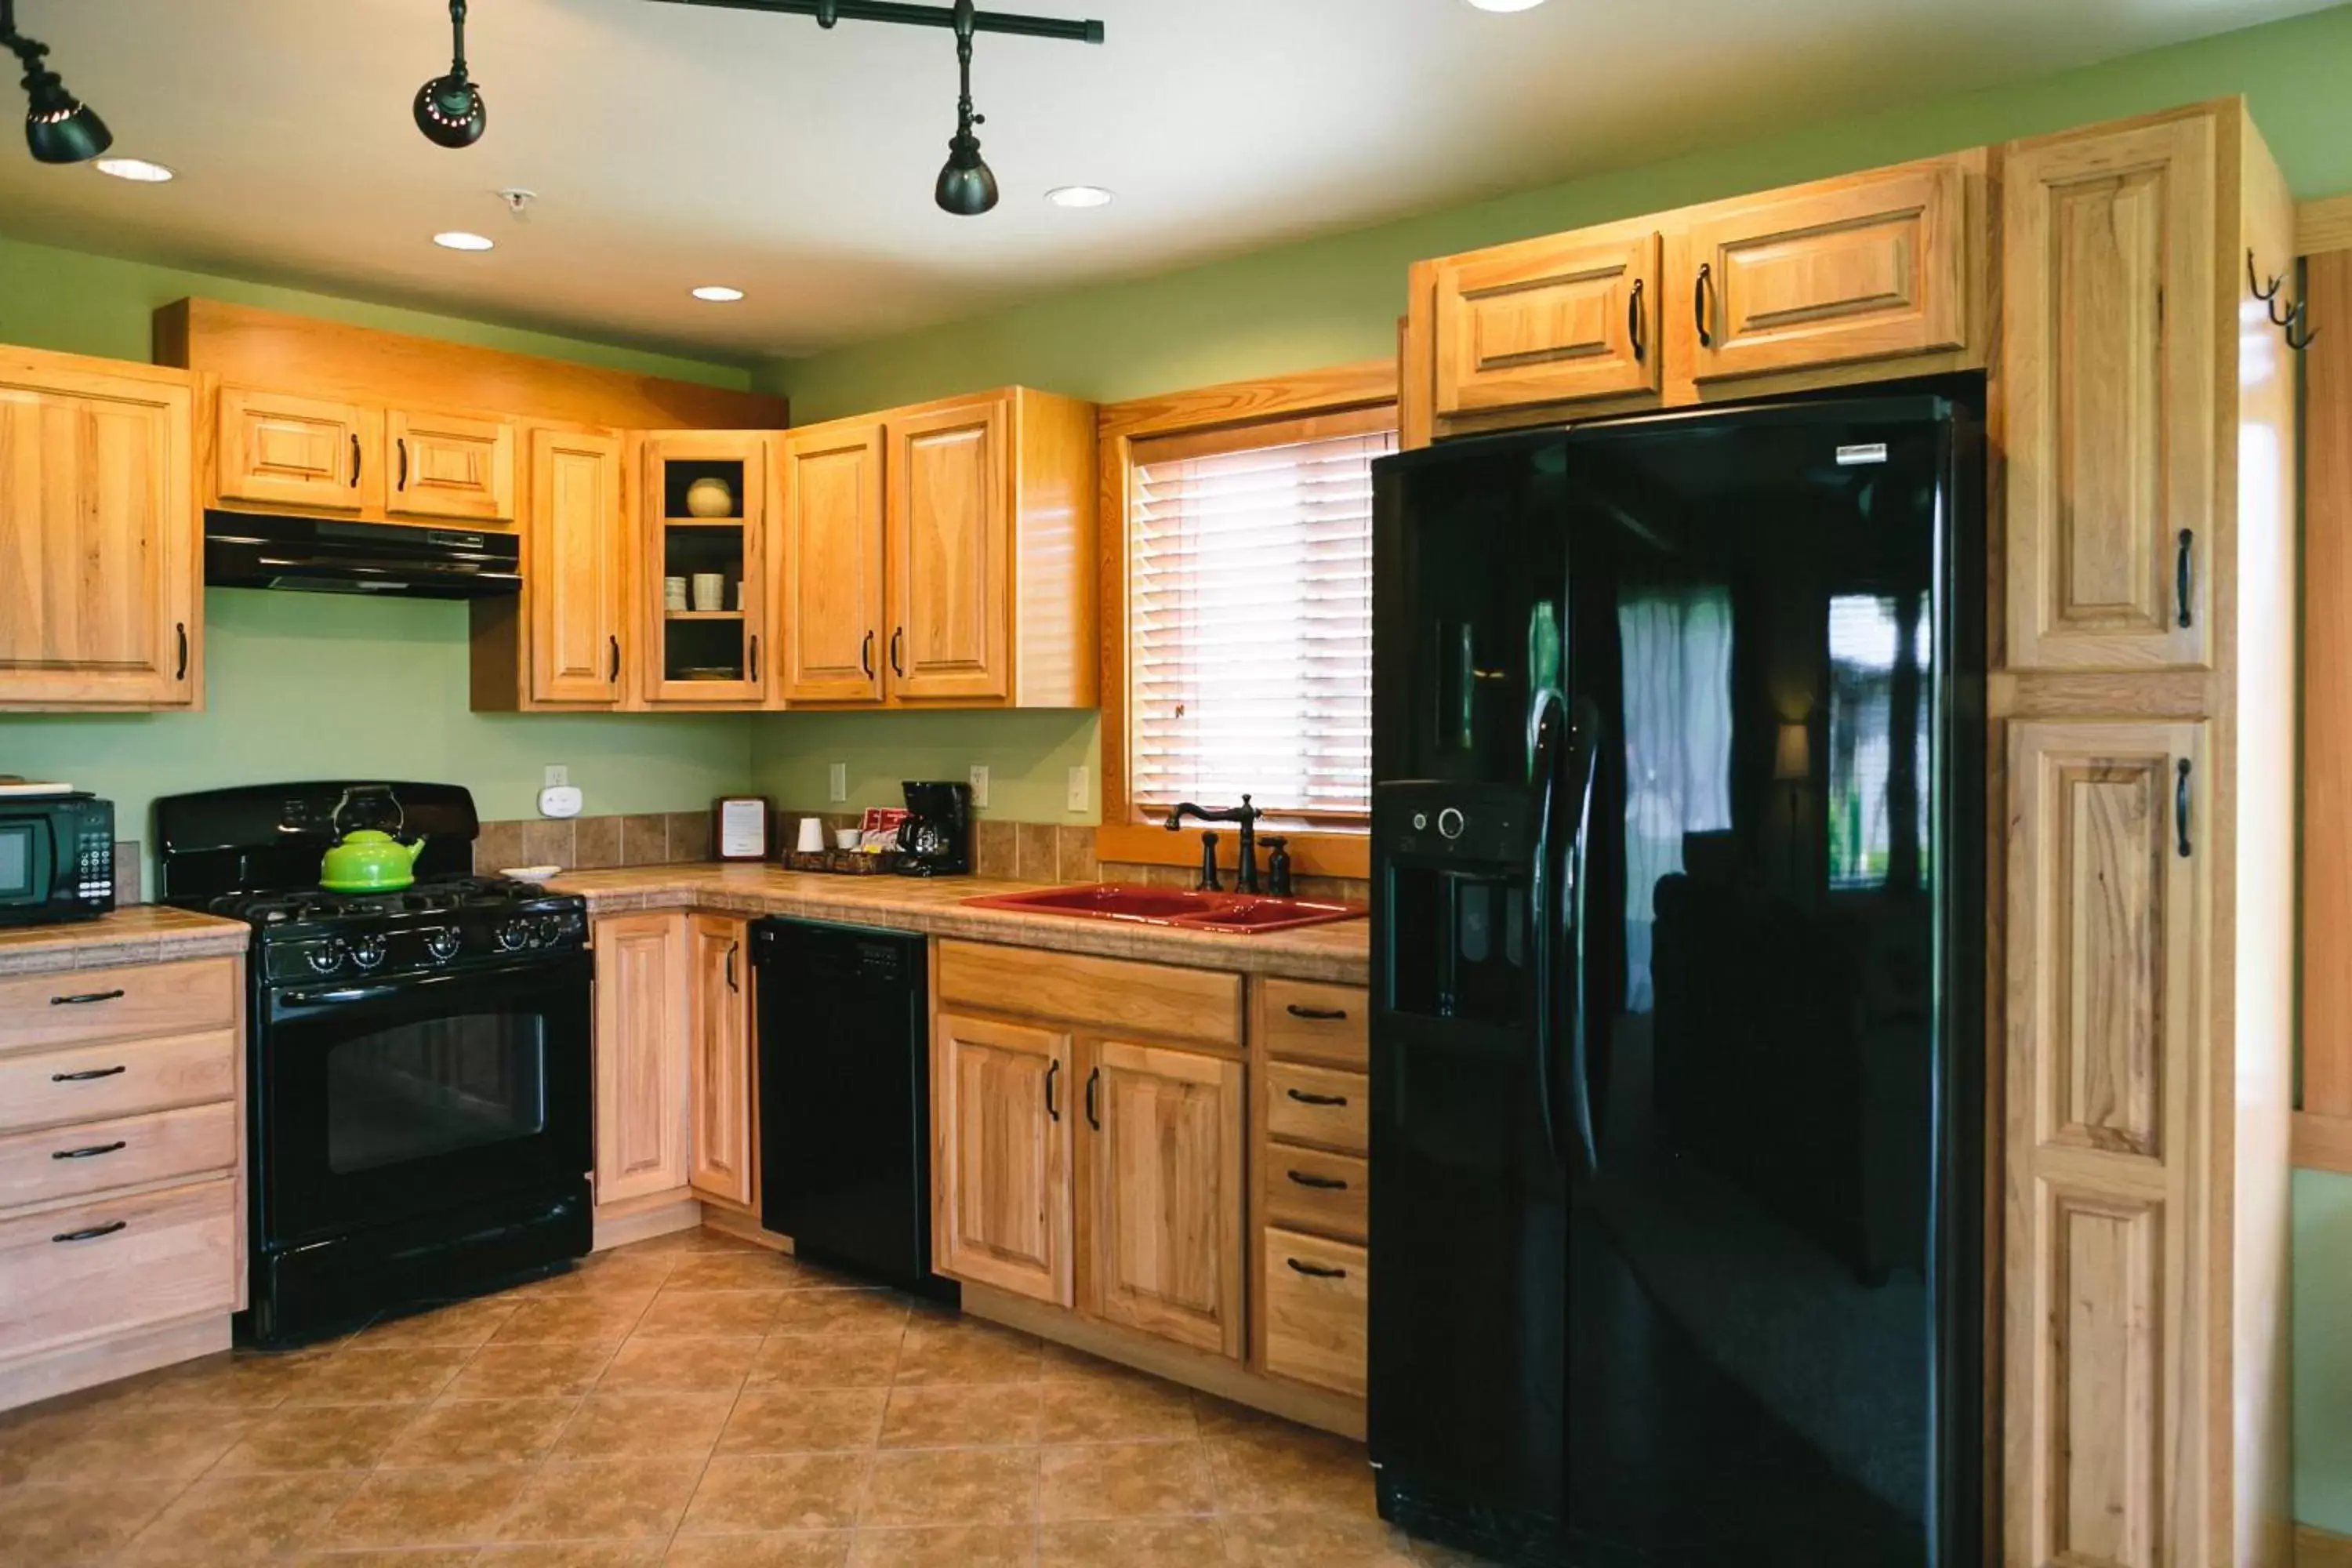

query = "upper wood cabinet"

[
  {"left": 0, "top": 349, "right": 199, "bottom": 710},
  {"left": 592, "top": 913, "right": 691, "bottom": 1206},
  {"left": 387, "top": 408, "right": 515, "bottom": 523},
  {"left": 1432, "top": 230, "right": 1662, "bottom": 416},
  {"left": 2004, "top": 115, "right": 2216, "bottom": 671},
  {"left": 642, "top": 432, "right": 770, "bottom": 707},
  {"left": 779, "top": 419, "right": 887, "bottom": 704},
  {"left": 216, "top": 387, "right": 376, "bottom": 512},
  {"left": 891, "top": 397, "right": 1011, "bottom": 701},
  {"left": 525, "top": 427, "right": 630, "bottom": 707},
  {"left": 932, "top": 1010, "right": 1075, "bottom": 1307},
  {"left": 687, "top": 914, "right": 755, "bottom": 1210}
]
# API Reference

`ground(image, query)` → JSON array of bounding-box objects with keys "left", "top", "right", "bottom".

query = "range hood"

[{"left": 205, "top": 513, "right": 521, "bottom": 599}]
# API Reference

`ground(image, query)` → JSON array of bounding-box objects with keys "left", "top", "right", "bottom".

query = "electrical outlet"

[
  {"left": 543, "top": 764, "right": 569, "bottom": 789},
  {"left": 828, "top": 763, "right": 848, "bottom": 804},
  {"left": 1066, "top": 765, "right": 1090, "bottom": 813},
  {"left": 969, "top": 764, "right": 991, "bottom": 810}
]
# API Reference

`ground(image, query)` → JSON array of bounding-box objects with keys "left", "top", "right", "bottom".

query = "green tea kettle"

[{"left": 320, "top": 785, "right": 426, "bottom": 892}]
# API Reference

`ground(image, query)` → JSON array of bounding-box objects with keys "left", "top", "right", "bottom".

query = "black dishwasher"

[{"left": 752, "top": 917, "right": 950, "bottom": 1298}]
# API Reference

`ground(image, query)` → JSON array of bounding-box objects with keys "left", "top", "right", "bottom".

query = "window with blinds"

[{"left": 1127, "top": 410, "right": 1396, "bottom": 822}]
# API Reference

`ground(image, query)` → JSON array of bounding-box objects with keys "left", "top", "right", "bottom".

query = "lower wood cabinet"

[
  {"left": 591, "top": 912, "right": 691, "bottom": 1206},
  {"left": 1259, "top": 1227, "right": 1370, "bottom": 1399},
  {"left": 931, "top": 1010, "right": 1075, "bottom": 1305},
  {"left": 687, "top": 913, "right": 755, "bottom": 1208}
]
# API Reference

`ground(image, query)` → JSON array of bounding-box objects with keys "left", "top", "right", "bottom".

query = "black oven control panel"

[{"left": 261, "top": 899, "right": 587, "bottom": 985}]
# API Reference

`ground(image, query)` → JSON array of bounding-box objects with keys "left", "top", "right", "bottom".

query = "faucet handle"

[{"left": 1195, "top": 830, "right": 1222, "bottom": 893}]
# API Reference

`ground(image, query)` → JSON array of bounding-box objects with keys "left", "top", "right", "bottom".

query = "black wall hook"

[{"left": 2249, "top": 249, "right": 2318, "bottom": 351}]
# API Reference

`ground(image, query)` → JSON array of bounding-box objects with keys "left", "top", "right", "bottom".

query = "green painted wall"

[
  {"left": 2299, "top": 1171, "right": 2352, "bottom": 1532},
  {"left": 748, "top": 710, "right": 1097, "bottom": 823}
]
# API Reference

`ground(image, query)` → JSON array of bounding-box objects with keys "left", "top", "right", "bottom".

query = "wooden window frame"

[{"left": 1096, "top": 361, "right": 1399, "bottom": 880}]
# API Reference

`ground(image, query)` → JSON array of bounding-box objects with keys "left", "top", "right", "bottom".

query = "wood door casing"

[
  {"left": 2004, "top": 116, "right": 2216, "bottom": 671},
  {"left": 1432, "top": 230, "right": 1662, "bottom": 415},
  {"left": 931, "top": 1011, "right": 1073, "bottom": 1306},
  {"left": 0, "top": 360, "right": 197, "bottom": 707},
  {"left": 215, "top": 387, "right": 375, "bottom": 511},
  {"left": 687, "top": 914, "right": 753, "bottom": 1207},
  {"left": 2005, "top": 719, "right": 2209, "bottom": 1568},
  {"left": 592, "top": 913, "right": 691, "bottom": 1205},
  {"left": 888, "top": 398, "right": 1010, "bottom": 702},
  {"left": 387, "top": 408, "right": 516, "bottom": 523},
  {"left": 527, "top": 427, "right": 628, "bottom": 706},
  {"left": 780, "top": 421, "right": 887, "bottom": 703},
  {"left": 1079, "top": 1040, "right": 1246, "bottom": 1359}
]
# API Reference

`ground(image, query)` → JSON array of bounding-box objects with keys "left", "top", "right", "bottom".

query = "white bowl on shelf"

[{"left": 499, "top": 866, "right": 564, "bottom": 884}]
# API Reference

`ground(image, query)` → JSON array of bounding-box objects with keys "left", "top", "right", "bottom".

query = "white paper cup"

[
  {"left": 835, "top": 829, "right": 862, "bottom": 851},
  {"left": 795, "top": 818, "right": 826, "bottom": 854}
]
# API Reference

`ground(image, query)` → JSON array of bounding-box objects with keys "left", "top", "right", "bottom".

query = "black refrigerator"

[{"left": 1367, "top": 394, "right": 1984, "bottom": 1567}]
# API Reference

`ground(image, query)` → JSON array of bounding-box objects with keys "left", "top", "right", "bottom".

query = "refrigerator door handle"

[
  {"left": 1527, "top": 689, "right": 1566, "bottom": 1165},
  {"left": 1564, "top": 696, "right": 1603, "bottom": 1174}
]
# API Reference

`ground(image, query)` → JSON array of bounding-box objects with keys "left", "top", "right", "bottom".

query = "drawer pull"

[
  {"left": 1287, "top": 1088, "right": 1350, "bottom": 1107},
  {"left": 1284, "top": 1004, "right": 1349, "bottom": 1022},
  {"left": 51, "top": 1142, "right": 127, "bottom": 1161},
  {"left": 50, "top": 989, "right": 126, "bottom": 1007},
  {"left": 53, "top": 1221, "right": 128, "bottom": 1244},
  {"left": 51, "top": 1065, "right": 128, "bottom": 1083},
  {"left": 1286, "top": 1257, "right": 1348, "bottom": 1280},
  {"left": 1287, "top": 1170, "right": 1348, "bottom": 1191}
]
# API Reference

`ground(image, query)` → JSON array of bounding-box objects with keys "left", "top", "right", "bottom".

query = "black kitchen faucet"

[{"left": 1165, "top": 794, "right": 1262, "bottom": 893}]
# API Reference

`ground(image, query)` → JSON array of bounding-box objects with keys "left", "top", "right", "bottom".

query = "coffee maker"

[{"left": 895, "top": 781, "right": 974, "bottom": 877}]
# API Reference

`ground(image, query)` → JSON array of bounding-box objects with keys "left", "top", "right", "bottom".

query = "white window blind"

[{"left": 1129, "top": 417, "right": 1396, "bottom": 821}]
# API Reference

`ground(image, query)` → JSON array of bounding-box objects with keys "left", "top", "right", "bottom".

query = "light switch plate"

[
  {"left": 543, "top": 764, "right": 569, "bottom": 789},
  {"left": 828, "top": 763, "right": 848, "bottom": 803},
  {"left": 969, "top": 764, "right": 991, "bottom": 810},
  {"left": 1066, "top": 766, "right": 1089, "bottom": 813}
]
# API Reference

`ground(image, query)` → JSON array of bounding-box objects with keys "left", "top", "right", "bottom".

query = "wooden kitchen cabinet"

[
  {"left": 1432, "top": 229, "right": 1662, "bottom": 417},
  {"left": 386, "top": 407, "right": 516, "bottom": 523},
  {"left": 888, "top": 396, "right": 1011, "bottom": 701},
  {"left": 0, "top": 348, "right": 200, "bottom": 710},
  {"left": 592, "top": 913, "right": 691, "bottom": 1206},
  {"left": 492, "top": 425, "right": 631, "bottom": 708},
  {"left": 215, "top": 385, "right": 376, "bottom": 511},
  {"left": 687, "top": 913, "right": 755, "bottom": 1209},
  {"left": 779, "top": 419, "right": 887, "bottom": 703},
  {"left": 931, "top": 1010, "right": 1075, "bottom": 1306},
  {"left": 642, "top": 431, "right": 771, "bottom": 707}
]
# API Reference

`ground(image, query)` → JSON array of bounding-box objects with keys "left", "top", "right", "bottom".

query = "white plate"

[{"left": 499, "top": 866, "right": 564, "bottom": 884}]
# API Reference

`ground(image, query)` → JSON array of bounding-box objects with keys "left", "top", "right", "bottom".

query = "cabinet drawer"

[
  {"left": 1264, "top": 1062, "right": 1369, "bottom": 1155},
  {"left": 0, "top": 1178, "right": 236, "bottom": 1363},
  {"left": 1261, "top": 1145, "right": 1368, "bottom": 1243},
  {"left": 0, "top": 959, "right": 238, "bottom": 1054},
  {"left": 1260, "top": 1227, "right": 1367, "bottom": 1399},
  {"left": 0, "top": 1030, "right": 238, "bottom": 1137},
  {"left": 0, "top": 1102, "right": 238, "bottom": 1211},
  {"left": 937, "top": 941, "right": 1242, "bottom": 1049},
  {"left": 1259, "top": 980, "right": 1368, "bottom": 1069}
]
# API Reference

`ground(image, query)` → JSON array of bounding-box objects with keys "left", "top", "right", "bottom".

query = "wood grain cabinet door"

[
  {"left": 216, "top": 386, "right": 376, "bottom": 511},
  {"left": 1078, "top": 1040, "right": 1245, "bottom": 1359},
  {"left": 387, "top": 408, "right": 516, "bottom": 523},
  {"left": 887, "top": 397, "right": 1011, "bottom": 702},
  {"left": 931, "top": 1011, "right": 1073, "bottom": 1306},
  {"left": 2004, "top": 719, "right": 2210, "bottom": 1568},
  {"left": 2004, "top": 117, "right": 2216, "bottom": 671},
  {"left": 1687, "top": 159, "right": 1967, "bottom": 382},
  {"left": 527, "top": 427, "right": 628, "bottom": 706},
  {"left": 0, "top": 361, "right": 197, "bottom": 707},
  {"left": 687, "top": 914, "right": 754, "bottom": 1207},
  {"left": 593, "top": 913, "right": 691, "bottom": 1205},
  {"left": 780, "top": 420, "right": 887, "bottom": 704},
  {"left": 1432, "top": 230, "right": 1662, "bottom": 416}
]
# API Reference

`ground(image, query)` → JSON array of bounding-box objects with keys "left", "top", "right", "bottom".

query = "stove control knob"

[
  {"left": 305, "top": 942, "right": 347, "bottom": 975},
  {"left": 535, "top": 916, "right": 564, "bottom": 946},
  {"left": 425, "top": 927, "right": 463, "bottom": 962},
  {"left": 350, "top": 935, "right": 388, "bottom": 971},
  {"left": 496, "top": 920, "right": 533, "bottom": 952}
]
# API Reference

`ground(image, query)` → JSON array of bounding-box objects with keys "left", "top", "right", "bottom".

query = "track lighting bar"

[{"left": 642, "top": 0, "right": 1104, "bottom": 45}]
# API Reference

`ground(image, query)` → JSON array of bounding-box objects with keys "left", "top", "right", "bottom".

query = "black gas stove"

[{"left": 154, "top": 782, "right": 593, "bottom": 1348}]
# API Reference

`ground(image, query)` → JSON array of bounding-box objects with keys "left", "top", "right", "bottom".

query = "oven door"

[{"left": 260, "top": 953, "right": 593, "bottom": 1246}]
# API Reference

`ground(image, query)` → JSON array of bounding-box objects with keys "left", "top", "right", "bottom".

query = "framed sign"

[{"left": 713, "top": 796, "right": 773, "bottom": 862}]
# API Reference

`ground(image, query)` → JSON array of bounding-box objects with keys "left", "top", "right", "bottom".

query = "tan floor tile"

[
  {"left": 1036, "top": 1518, "right": 1228, "bottom": 1567},
  {"left": 286, "top": 1550, "right": 480, "bottom": 1567},
  {"left": 637, "top": 1289, "right": 784, "bottom": 1338},
  {"left": 313, "top": 1463, "right": 537, "bottom": 1548},
  {"left": 880, "top": 1383, "right": 1042, "bottom": 1448},
  {"left": 1039, "top": 1441, "right": 1212, "bottom": 1523},
  {"left": 666, "top": 1250, "right": 845, "bottom": 1292},
  {"left": 681, "top": 1453, "right": 871, "bottom": 1534},
  {"left": 477, "top": 1544, "right": 670, "bottom": 1567},
  {"left": 1191, "top": 1394, "right": 1288, "bottom": 1439},
  {"left": 1218, "top": 1512, "right": 1422, "bottom": 1566},
  {"left": 847, "top": 1523, "right": 1038, "bottom": 1566},
  {"left": 495, "top": 1292, "right": 659, "bottom": 1343},
  {"left": 665, "top": 1531, "right": 852, "bottom": 1566},
  {"left": 354, "top": 1297, "right": 523, "bottom": 1348},
  {"left": 448, "top": 1341, "right": 621, "bottom": 1399},
  {"left": 379, "top": 1396, "right": 581, "bottom": 1467},
  {"left": 748, "top": 1332, "right": 906, "bottom": 1391},
  {"left": 0, "top": 1481, "right": 173, "bottom": 1563},
  {"left": 521, "top": 1253, "right": 677, "bottom": 1297},
  {"left": 133, "top": 1347, "right": 328, "bottom": 1410},
  {"left": 771, "top": 1290, "right": 912, "bottom": 1334},
  {"left": 891, "top": 1321, "right": 1045, "bottom": 1386},
  {"left": 1206, "top": 1426, "right": 1376, "bottom": 1515},
  {"left": 281, "top": 1346, "right": 474, "bottom": 1406},
  {"left": 0, "top": 1392, "right": 140, "bottom": 1484},
  {"left": 120, "top": 1471, "right": 361, "bottom": 1561},
  {"left": 495, "top": 1455, "right": 706, "bottom": 1542},
  {"left": 1034, "top": 1374, "right": 1196, "bottom": 1444},
  {"left": 717, "top": 1388, "right": 890, "bottom": 1454},
  {"left": 16, "top": 1413, "right": 260, "bottom": 1484},
  {"left": 553, "top": 1391, "right": 735, "bottom": 1460},
  {"left": 1406, "top": 1540, "right": 1512, "bottom": 1566},
  {"left": 599, "top": 1334, "right": 762, "bottom": 1393},
  {"left": 861, "top": 1447, "right": 1039, "bottom": 1528},
  {"left": 213, "top": 1400, "right": 426, "bottom": 1472}
]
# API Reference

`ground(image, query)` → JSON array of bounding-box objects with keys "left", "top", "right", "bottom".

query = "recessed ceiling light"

[
  {"left": 1465, "top": 0, "right": 1547, "bottom": 9},
  {"left": 93, "top": 157, "right": 174, "bottom": 183},
  {"left": 1046, "top": 185, "right": 1114, "bottom": 209},
  {"left": 691, "top": 285, "right": 746, "bottom": 303},
  {"left": 433, "top": 230, "right": 495, "bottom": 252}
]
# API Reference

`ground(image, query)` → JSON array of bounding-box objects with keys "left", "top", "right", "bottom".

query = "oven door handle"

[
  {"left": 278, "top": 982, "right": 410, "bottom": 1007},
  {"left": 273, "top": 958, "right": 584, "bottom": 1012}
]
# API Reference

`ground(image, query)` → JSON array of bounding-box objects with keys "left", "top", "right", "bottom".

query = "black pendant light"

[
  {"left": 933, "top": 0, "right": 997, "bottom": 216},
  {"left": 2, "top": 0, "right": 110, "bottom": 165},
  {"left": 414, "top": 0, "right": 486, "bottom": 149}
]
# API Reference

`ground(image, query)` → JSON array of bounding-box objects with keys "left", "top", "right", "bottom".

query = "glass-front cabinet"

[{"left": 640, "top": 432, "right": 771, "bottom": 706}]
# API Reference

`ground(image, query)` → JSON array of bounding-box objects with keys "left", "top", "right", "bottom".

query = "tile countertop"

[
  {"left": 548, "top": 864, "right": 1373, "bottom": 988},
  {"left": 0, "top": 903, "right": 251, "bottom": 978}
]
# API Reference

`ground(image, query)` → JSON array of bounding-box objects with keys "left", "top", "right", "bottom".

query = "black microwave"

[{"left": 0, "top": 794, "right": 115, "bottom": 927}]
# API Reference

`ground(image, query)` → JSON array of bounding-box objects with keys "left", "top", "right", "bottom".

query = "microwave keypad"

[{"left": 76, "top": 833, "right": 113, "bottom": 900}]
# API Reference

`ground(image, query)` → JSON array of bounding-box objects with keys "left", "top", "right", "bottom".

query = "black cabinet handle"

[
  {"left": 1287, "top": 1170, "right": 1348, "bottom": 1191},
  {"left": 51, "top": 990, "right": 125, "bottom": 1007},
  {"left": 53, "top": 1221, "right": 127, "bottom": 1244},
  {"left": 1085, "top": 1066, "right": 1102, "bottom": 1130},
  {"left": 1286, "top": 1258, "right": 1348, "bottom": 1280},
  {"left": 2176, "top": 758, "right": 2193, "bottom": 859},
  {"left": 397, "top": 437, "right": 409, "bottom": 492},
  {"left": 52, "top": 1142, "right": 126, "bottom": 1161},
  {"left": 1287, "top": 1087, "right": 1349, "bottom": 1107},
  {"left": 1628, "top": 277, "right": 1646, "bottom": 362},
  {"left": 1285, "top": 1004, "right": 1348, "bottom": 1022},
  {"left": 2176, "top": 529, "right": 2194, "bottom": 629},
  {"left": 890, "top": 627, "right": 906, "bottom": 677},
  {"left": 608, "top": 635, "right": 622, "bottom": 684},
  {"left": 1045, "top": 1059, "right": 1061, "bottom": 1123},
  {"left": 350, "top": 434, "right": 361, "bottom": 488},
  {"left": 1694, "top": 263, "right": 1713, "bottom": 347},
  {"left": 748, "top": 634, "right": 760, "bottom": 676},
  {"left": 51, "top": 1065, "right": 126, "bottom": 1082},
  {"left": 175, "top": 622, "right": 189, "bottom": 682},
  {"left": 725, "top": 942, "right": 739, "bottom": 993},
  {"left": 862, "top": 630, "right": 876, "bottom": 678}
]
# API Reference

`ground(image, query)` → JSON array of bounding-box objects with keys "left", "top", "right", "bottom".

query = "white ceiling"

[{"left": 0, "top": 0, "right": 2331, "bottom": 364}]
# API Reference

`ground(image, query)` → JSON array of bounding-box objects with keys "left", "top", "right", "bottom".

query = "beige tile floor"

[{"left": 0, "top": 1227, "right": 1501, "bottom": 1566}]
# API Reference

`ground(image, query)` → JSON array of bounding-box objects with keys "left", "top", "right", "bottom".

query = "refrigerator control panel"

[{"left": 1373, "top": 782, "right": 1533, "bottom": 866}]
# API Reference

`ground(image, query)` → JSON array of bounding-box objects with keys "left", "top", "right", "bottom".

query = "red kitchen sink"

[{"left": 964, "top": 883, "right": 1367, "bottom": 935}]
